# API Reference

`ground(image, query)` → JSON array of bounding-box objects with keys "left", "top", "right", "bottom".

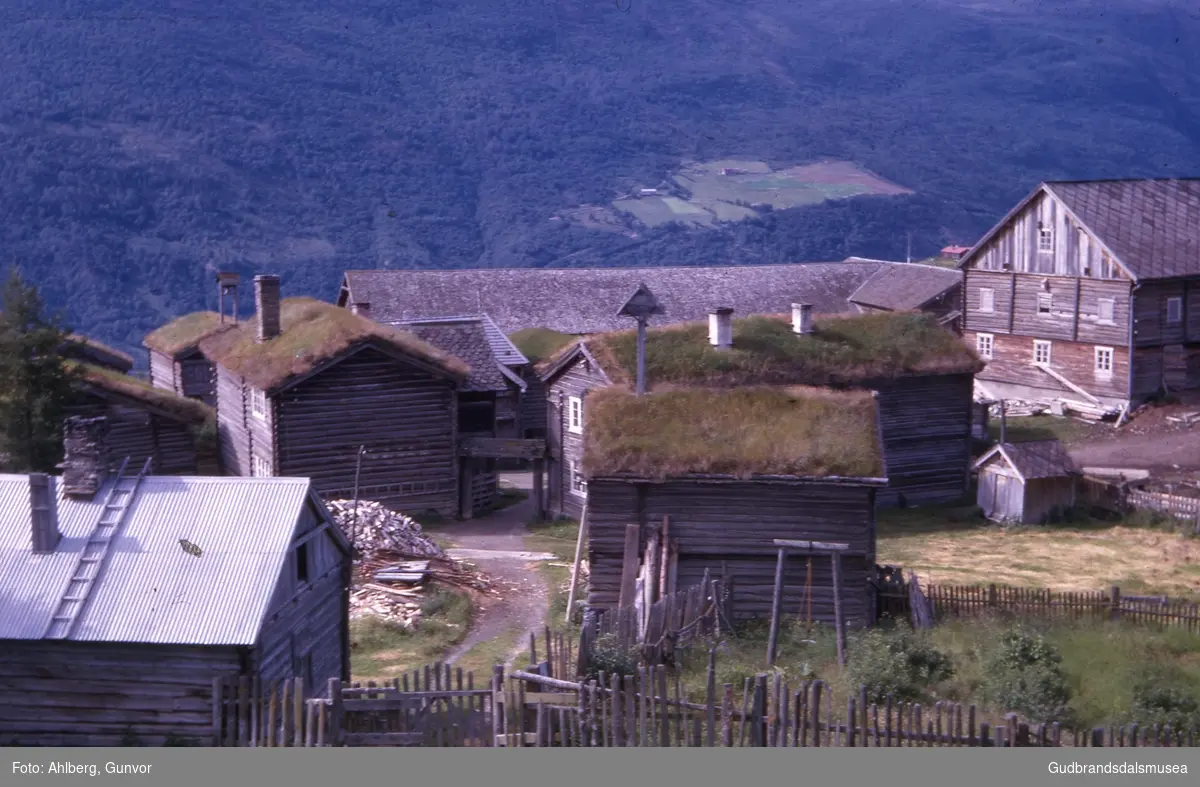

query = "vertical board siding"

[
  {"left": 274, "top": 346, "right": 458, "bottom": 515},
  {"left": 0, "top": 641, "right": 241, "bottom": 746},
  {"left": 586, "top": 480, "right": 876, "bottom": 626}
]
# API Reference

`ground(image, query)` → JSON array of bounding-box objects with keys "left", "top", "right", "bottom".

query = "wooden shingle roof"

[
  {"left": 1045, "top": 179, "right": 1200, "bottom": 281},
  {"left": 338, "top": 262, "right": 888, "bottom": 335},
  {"left": 848, "top": 264, "right": 962, "bottom": 311}
]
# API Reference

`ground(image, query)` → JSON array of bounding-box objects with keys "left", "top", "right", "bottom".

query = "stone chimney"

[
  {"left": 216, "top": 272, "right": 241, "bottom": 325},
  {"left": 254, "top": 274, "right": 282, "bottom": 343},
  {"left": 709, "top": 307, "right": 733, "bottom": 350},
  {"left": 29, "top": 473, "right": 61, "bottom": 553},
  {"left": 60, "top": 416, "right": 111, "bottom": 499},
  {"left": 792, "top": 303, "right": 813, "bottom": 335}
]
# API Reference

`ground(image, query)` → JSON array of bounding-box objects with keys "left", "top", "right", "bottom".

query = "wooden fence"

[
  {"left": 1127, "top": 488, "right": 1200, "bottom": 522},
  {"left": 878, "top": 583, "right": 1200, "bottom": 632},
  {"left": 578, "top": 575, "right": 726, "bottom": 674}
]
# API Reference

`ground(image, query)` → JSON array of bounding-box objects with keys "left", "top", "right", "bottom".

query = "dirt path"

[
  {"left": 440, "top": 473, "right": 551, "bottom": 669},
  {"left": 1070, "top": 430, "right": 1200, "bottom": 475}
]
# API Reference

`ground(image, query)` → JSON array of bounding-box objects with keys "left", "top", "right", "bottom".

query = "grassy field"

[
  {"left": 988, "top": 414, "right": 1113, "bottom": 447},
  {"left": 349, "top": 587, "right": 474, "bottom": 682},
  {"left": 877, "top": 503, "right": 1200, "bottom": 598}
]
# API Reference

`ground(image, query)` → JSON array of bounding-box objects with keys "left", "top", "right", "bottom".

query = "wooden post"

[
  {"left": 767, "top": 546, "right": 788, "bottom": 666},
  {"left": 831, "top": 551, "right": 846, "bottom": 668},
  {"left": 326, "top": 678, "right": 343, "bottom": 747},
  {"left": 618, "top": 524, "right": 641, "bottom": 609},
  {"left": 635, "top": 317, "right": 647, "bottom": 395},
  {"left": 1110, "top": 585, "right": 1122, "bottom": 622},
  {"left": 565, "top": 504, "right": 589, "bottom": 624},
  {"left": 532, "top": 458, "right": 546, "bottom": 521}
]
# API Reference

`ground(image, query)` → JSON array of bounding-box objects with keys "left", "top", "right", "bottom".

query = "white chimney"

[
  {"left": 29, "top": 473, "right": 61, "bottom": 554},
  {"left": 709, "top": 308, "right": 733, "bottom": 350},
  {"left": 792, "top": 303, "right": 813, "bottom": 335}
]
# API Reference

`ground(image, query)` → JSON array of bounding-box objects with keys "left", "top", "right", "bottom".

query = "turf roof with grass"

[
  {"left": 195, "top": 297, "right": 469, "bottom": 393},
  {"left": 72, "top": 361, "right": 216, "bottom": 428},
  {"left": 545, "top": 311, "right": 982, "bottom": 388},
  {"left": 143, "top": 311, "right": 229, "bottom": 358},
  {"left": 62, "top": 334, "right": 135, "bottom": 371},
  {"left": 582, "top": 385, "right": 885, "bottom": 481},
  {"left": 508, "top": 326, "right": 576, "bottom": 363}
]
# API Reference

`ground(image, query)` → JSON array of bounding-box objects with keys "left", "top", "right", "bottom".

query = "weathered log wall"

[
  {"left": 545, "top": 357, "right": 606, "bottom": 520},
  {"left": 585, "top": 479, "right": 878, "bottom": 626}
]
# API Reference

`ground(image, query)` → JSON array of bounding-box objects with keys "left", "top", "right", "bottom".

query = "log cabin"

[
  {"left": 0, "top": 425, "right": 352, "bottom": 746},
  {"left": 959, "top": 178, "right": 1200, "bottom": 415},
  {"left": 168, "top": 276, "right": 471, "bottom": 517},
  {"left": 69, "top": 362, "right": 220, "bottom": 475},
  {"left": 540, "top": 308, "right": 983, "bottom": 517},
  {"left": 144, "top": 311, "right": 228, "bottom": 407},
  {"left": 581, "top": 386, "right": 888, "bottom": 625}
]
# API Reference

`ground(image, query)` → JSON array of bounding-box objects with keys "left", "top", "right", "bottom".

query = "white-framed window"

[
  {"left": 568, "top": 459, "right": 587, "bottom": 497},
  {"left": 1167, "top": 296, "right": 1183, "bottom": 325},
  {"left": 1094, "top": 346, "right": 1114, "bottom": 379},
  {"left": 567, "top": 396, "right": 583, "bottom": 434},
  {"left": 1038, "top": 226, "right": 1054, "bottom": 252},
  {"left": 251, "top": 455, "right": 271, "bottom": 478},
  {"left": 978, "top": 287, "right": 995, "bottom": 313},
  {"left": 975, "top": 333, "right": 994, "bottom": 360},
  {"left": 1037, "top": 293, "right": 1053, "bottom": 315},
  {"left": 1097, "top": 298, "right": 1115, "bottom": 325},
  {"left": 1033, "top": 340, "right": 1052, "bottom": 366},
  {"left": 250, "top": 387, "right": 267, "bottom": 419}
]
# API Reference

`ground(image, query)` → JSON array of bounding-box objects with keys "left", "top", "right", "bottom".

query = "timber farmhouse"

[
  {"left": 960, "top": 177, "right": 1200, "bottom": 416},
  {"left": 0, "top": 424, "right": 351, "bottom": 746},
  {"left": 539, "top": 307, "right": 983, "bottom": 516},
  {"left": 582, "top": 385, "right": 888, "bottom": 626}
]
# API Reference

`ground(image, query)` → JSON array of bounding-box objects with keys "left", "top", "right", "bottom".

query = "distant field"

[{"left": 612, "top": 158, "right": 912, "bottom": 228}]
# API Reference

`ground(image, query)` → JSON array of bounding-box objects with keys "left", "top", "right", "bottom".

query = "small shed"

[{"left": 974, "top": 439, "right": 1079, "bottom": 524}]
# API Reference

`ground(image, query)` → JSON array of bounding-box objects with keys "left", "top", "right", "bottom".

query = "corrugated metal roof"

[{"left": 0, "top": 474, "right": 313, "bottom": 645}]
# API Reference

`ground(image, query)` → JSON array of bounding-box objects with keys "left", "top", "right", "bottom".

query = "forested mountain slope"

[{"left": 3, "top": 0, "right": 1200, "bottom": 359}]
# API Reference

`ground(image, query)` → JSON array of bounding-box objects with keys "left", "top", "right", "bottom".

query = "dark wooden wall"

[
  {"left": 274, "top": 346, "right": 459, "bottom": 516},
  {"left": 71, "top": 393, "right": 201, "bottom": 475},
  {"left": 521, "top": 370, "right": 548, "bottom": 438},
  {"left": 873, "top": 373, "right": 974, "bottom": 507},
  {"left": 544, "top": 356, "right": 607, "bottom": 521},
  {"left": 215, "top": 365, "right": 251, "bottom": 477},
  {"left": 585, "top": 479, "right": 878, "bottom": 627},
  {"left": 0, "top": 641, "right": 241, "bottom": 746},
  {"left": 147, "top": 349, "right": 216, "bottom": 407}
]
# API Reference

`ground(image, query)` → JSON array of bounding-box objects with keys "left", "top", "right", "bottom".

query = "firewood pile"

[{"left": 328, "top": 498, "right": 499, "bottom": 628}]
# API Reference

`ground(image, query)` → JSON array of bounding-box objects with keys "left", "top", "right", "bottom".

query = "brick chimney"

[
  {"left": 709, "top": 307, "right": 733, "bottom": 350},
  {"left": 29, "top": 473, "right": 61, "bottom": 553},
  {"left": 254, "top": 274, "right": 282, "bottom": 343},
  {"left": 792, "top": 303, "right": 813, "bottom": 335},
  {"left": 60, "top": 416, "right": 111, "bottom": 499}
]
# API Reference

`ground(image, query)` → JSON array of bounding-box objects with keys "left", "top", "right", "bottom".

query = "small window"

[
  {"left": 250, "top": 388, "right": 267, "bottom": 419},
  {"left": 252, "top": 455, "right": 271, "bottom": 478},
  {"left": 1033, "top": 340, "right": 1052, "bottom": 366},
  {"left": 975, "top": 333, "right": 994, "bottom": 360},
  {"left": 296, "top": 542, "right": 309, "bottom": 584},
  {"left": 1097, "top": 298, "right": 1115, "bottom": 325},
  {"left": 567, "top": 396, "right": 583, "bottom": 434},
  {"left": 1037, "top": 293, "right": 1053, "bottom": 315},
  {"left": 1094, "top": 346, "right": 1114, "bottom": 378},
  {"left": 1167, "top": 296, "right": 1183, "bottom": 325},
  {"left": 978, "top": 287, "right": 995, "bottom": 313},
  {"left": 569, "top": 460, "right": 587, "bottom": 497},
  {"left": 1038, "top": 226, "right": 1053, "bottom": 252}
]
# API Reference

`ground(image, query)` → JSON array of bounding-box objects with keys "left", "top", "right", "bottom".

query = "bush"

[
  {"left": 983, "top": 628, "right": 1072, "bottom": 723},
  {"left": 847, "top": 626, "right": 953, "bottom": 703},
  {"left": 1128, "top": 668, "right": 1200, "bottom": 733},
  {"left": 587, "top": 632, "right": 641, "bottom": 678}
]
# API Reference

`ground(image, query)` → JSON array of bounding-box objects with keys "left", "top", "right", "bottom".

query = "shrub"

[
  {"left": 1128, "top": 668, "right": 1200, "bottom": 733},
  {"left": 847, "top": 626, "right": 953, "bottom": 703},
  {"left": 983, "top": 628, "right": 1072, "bottom": 723},
  {"left": 587, "top": 632, "right": 641, "bottom": 678}
]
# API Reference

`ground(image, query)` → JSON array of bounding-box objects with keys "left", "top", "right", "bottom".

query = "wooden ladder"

[{"left": 43, "top": 456, "right": 153, "bottom": 640}]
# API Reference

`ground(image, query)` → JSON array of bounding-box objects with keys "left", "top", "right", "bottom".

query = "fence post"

[
  {"left": 753, "top": 674, "right": 768, "bottom": 747},
  {"left": 1091, "top": 728, "right": 1105, "bottom": 748},
  {"left": 326, "top": 678, "right": 343, "bottom": 747},
  {"left": 987, "top": 584, "right": 997, "bottom": 608},
  {"left": 1110, "top": 586, "right": 1122, "bottom": 622}
]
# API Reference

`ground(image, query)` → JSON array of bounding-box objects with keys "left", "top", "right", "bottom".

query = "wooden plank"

[
  {"left": 767, "top": 546, "right": 788, "bottom": 666},
  {"left": 565, "top": 504, "right": 589, "bottom": 625},
  {"left": 618, "top": 524, "right": 641, "bottom": 610}
]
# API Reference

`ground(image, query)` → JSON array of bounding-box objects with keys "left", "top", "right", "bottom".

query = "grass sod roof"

[
  {"left": 70, "top": 361, "right": 216, "bottom": 428},
  {"left": 142, "top": 311, "right": 228, "bottom": 358},
  {"left": 62, "top": 334, "right": 135, "bottom": 371},
  {"left": 546, "top": 311, "right": 982, "bottom": 388},
  {"left": 582, "top": 385, "right": 886, "bottom": 481},
  {"left": 509, "top": 327, "right": 576, "bottom": 364},
  {"left": 195, "top": 297, "right": 469, "bottom": 393}
]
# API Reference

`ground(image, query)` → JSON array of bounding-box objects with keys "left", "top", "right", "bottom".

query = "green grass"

[
  {"left": 583, "top": 385, "right": 884, "bottom": 479},
  {"left": 586, "top": 311, "right": 982, "bottom": 390},
  {"left": 509, "top": 327, "right": 576, "bottom": 363},
  {"left": 142, "top": 310, "right": 224, "bottom": 357},
  {"left": 512, "top": 517, "right": 583, "bottom": 667},
  {"left": 349, "top": 586, "right": 474, "bottom": 681},
  {"left": 988, "top": 414, "right": 1112, "bottom": 447}
]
